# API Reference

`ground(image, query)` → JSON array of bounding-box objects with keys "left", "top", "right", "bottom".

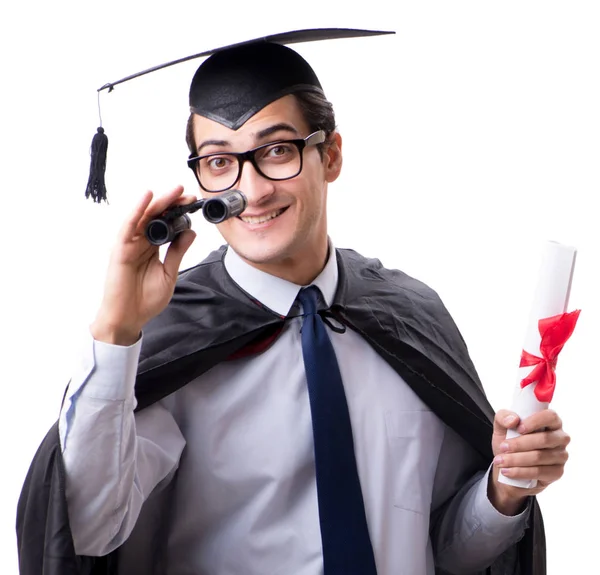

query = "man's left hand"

[{"left": 488, "top": 409, "right": 570, "bottom": 516}]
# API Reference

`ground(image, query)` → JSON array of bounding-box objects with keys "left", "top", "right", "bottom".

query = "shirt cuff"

[
  {"left": 473, "top": 466, "right": 531, "bottom": 535},
  {"left": 85, "top": 332, "right": 143, "bottom": 401}
]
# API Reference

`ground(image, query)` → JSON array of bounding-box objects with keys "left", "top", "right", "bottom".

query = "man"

[{"left": 17, "top": 30, "right": 569, "bottom": 575}]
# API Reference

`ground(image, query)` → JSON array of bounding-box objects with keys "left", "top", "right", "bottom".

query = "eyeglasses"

[{"left": 187, "top": 130, "right": 326, "bottom": 193}]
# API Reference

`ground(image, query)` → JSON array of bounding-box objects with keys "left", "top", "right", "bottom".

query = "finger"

[
  {"left": 172, "top": 194, "right": 198, "bottom": 206},
  {"left": 493, "top": 410, "right": 521, "bottom": 435},
  {"left": 499, "top": 464, "right": 565, "bottom": 483},
  {"left": 137, "top": 185, "right": 187, "bottom": 231},
  {"left": 163, "top": 230, "right": 197, "bottom": 280},
  {"left": 500, "top": 428, "right": 570, "bottom": 453},
  {"left": 517, "top": 409, "right": 563, "bottom": 434},
  {"left": 494, "top": 447, "right": 569, "bottom": 469},
  {"left": 120, "top": 191, "right": 153, "bottom": 242}
]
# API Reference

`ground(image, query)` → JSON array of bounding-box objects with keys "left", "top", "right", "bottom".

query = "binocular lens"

[
  {"left": 146, "top": 214, "right": 192, "bottom": 246},
  {"left": 202, "top": 190, "right": 247, "bottom": 223},
  {"left": 146, "top": 220, "right": 170, "bottom": 245},
  {"left": 203, "top": 200, "right": 227, "bottom": 223}
]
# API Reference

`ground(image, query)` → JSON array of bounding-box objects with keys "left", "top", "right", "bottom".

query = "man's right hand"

[{"left": 91, "top": 186, "right": 197, "bottom": 346}]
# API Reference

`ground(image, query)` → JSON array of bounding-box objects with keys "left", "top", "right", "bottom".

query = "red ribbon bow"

[{"left": 519, "top": 309, "right": 581, "bottom": 402}]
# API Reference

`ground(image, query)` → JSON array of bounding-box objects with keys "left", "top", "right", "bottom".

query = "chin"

[
  {"left": 235, "top": 245, "right": 288, "bottom": 266},
  {"left": 230, "top": 236, "right": 298, "bottom": 266}
]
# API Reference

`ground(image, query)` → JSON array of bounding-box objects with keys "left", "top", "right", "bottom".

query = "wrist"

[
  {"left": 488, "top": 471, "right": 528, "bottom": 516},
  {"left": 90, "top": 318, "right": 141, "bottom": 347}
]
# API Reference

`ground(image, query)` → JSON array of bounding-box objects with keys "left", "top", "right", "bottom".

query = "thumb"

[
  {"left": 493, "top": 409, "right": 520, "bottom": 437},
  {"left": 163, "top": 230, "right": 197, "bottom": 280}
]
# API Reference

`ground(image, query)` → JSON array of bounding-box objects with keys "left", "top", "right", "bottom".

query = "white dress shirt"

[{"left": 59, "top": 245, "right": 528, "bottom": 575}]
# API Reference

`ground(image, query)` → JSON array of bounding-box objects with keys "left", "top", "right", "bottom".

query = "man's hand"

[
  {"left": 91, "top": 186, "right": 197, "bottom": 346},
  {"left": 488, "top": 409, "right": 570, "bottom": 516}
]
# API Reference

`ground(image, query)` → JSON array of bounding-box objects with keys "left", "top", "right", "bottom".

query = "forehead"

[{"left": 192, "top": 95, "right": 310, "bottom": 144}]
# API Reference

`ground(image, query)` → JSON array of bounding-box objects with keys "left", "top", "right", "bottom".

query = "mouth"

[{"left": 238, "top": 207, "right": 288, "bottom": 225}]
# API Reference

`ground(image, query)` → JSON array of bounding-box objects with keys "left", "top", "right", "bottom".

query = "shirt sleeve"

[
  {"left": 430, "top": 424, "right": 530, "bottom": 574},
  {"left": 58, "top": 331, "right": 186, "bottom": 556}
]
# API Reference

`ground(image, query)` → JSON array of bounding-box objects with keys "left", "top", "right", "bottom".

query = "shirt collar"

[{"left": 224, "top": 241, "right": 338, "bottom": 316}]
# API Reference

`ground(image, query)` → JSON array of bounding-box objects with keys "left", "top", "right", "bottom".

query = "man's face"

[{"left": 191, "top": 95, "right": 342, "bottom": 277}]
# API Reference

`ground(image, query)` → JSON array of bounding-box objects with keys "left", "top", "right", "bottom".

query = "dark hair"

[{"left": 185, "top": 90, "right": 337, "bottom": 158}]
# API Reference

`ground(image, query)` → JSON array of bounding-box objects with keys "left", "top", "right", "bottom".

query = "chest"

[{"left": 161, "top": 320, "right": 445, "bottom": 496}]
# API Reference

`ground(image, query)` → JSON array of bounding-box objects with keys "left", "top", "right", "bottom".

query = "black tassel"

[{"left": 85, "top": 127, "right": 109, "bottom": 203}]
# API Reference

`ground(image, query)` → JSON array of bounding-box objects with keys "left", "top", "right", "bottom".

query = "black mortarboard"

[{"left": 85, "top": 28, "right": 394, "bottom": 203}]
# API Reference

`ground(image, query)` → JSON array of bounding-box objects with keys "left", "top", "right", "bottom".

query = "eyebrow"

[
  {"left": 256, "top": 123, "right": 299, "bottom": 140},
  {"left": 196, "top": 123, "right": 300, "bottom": 154}
]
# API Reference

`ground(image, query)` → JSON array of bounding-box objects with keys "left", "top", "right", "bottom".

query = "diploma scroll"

[{"left": 498, "top": 241, "right": 578, "bottom": 489}]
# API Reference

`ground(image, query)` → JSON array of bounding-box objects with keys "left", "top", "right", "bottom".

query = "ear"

[{"left": 324, "top": 132, "right": 343, "bottom": 183}]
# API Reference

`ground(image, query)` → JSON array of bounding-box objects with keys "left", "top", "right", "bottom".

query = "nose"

[{"left": 237, "top": 159, "right": 275, "bottom": 207}]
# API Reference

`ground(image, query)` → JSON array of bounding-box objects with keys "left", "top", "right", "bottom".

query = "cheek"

[
  {"left": 215, "top": 219, "right": 236, "bottom": 243},
  {"left": 293, "top": 165, "right": 326, "bottom": 206},
  {"left": 295, "top": 190, "right": 326, "bottom": 235}
]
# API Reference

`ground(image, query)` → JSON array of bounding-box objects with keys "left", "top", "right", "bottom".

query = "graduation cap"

[{"left": 85, "top": 28, "right": 395, "bottom": 203}]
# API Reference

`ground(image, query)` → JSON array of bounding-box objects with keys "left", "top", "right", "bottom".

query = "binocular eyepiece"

[{"left": 145, "top": 189, "right": 247, "bottom": 246}]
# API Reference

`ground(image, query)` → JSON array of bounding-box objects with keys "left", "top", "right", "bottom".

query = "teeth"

[{"left": 240, "top": 209, "right": 284, "bottom": 225}]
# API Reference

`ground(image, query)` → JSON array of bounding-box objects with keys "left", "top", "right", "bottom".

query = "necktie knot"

[{"left": 298, "top": 285, "right": 321, "bottom": 316}]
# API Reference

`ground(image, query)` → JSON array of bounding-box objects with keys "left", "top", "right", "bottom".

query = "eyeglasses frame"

[{"left": 187, "top": 130, "right": 327, "bottom": 193}]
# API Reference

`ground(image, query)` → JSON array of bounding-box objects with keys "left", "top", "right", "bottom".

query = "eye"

[
  {"left": 270, "top": 145, "right": 287, "bottom": 156},
  {"left": 206, "top": 156, "right": 232, "bottom": 170},
  {"left": 264, "top": 144, "right": 294, "bottom": 159}
]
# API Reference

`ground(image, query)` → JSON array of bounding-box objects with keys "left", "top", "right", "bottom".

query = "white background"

[{"left": 1, "top": 1, "right": 598, "bottom": 573}]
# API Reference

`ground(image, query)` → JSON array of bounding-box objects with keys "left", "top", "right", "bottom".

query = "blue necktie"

[{"left": 298, "top": 286, "right": 377, "bottom": 574}]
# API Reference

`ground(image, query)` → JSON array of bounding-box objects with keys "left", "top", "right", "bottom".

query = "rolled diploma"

[{"left": 498, "top": 241, "right": 577, "bottom": 489}]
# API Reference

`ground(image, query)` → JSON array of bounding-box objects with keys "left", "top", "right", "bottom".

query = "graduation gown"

[{"left": 16, "top": 246, "right": 546, "bottom": 575}]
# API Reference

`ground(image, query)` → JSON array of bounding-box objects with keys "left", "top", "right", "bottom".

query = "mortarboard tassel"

[{"left": 85, "top": 127, "right": 109, "bottom": 203}]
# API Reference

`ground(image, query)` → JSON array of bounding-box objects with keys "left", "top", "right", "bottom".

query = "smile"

[{"left": 239, "top": 208, "right": 287, "bottom": 225}]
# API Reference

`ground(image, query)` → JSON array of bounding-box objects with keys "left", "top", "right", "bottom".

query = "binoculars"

[{"left": 145, "top": 189, "right": 247, "bottom": 246}]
